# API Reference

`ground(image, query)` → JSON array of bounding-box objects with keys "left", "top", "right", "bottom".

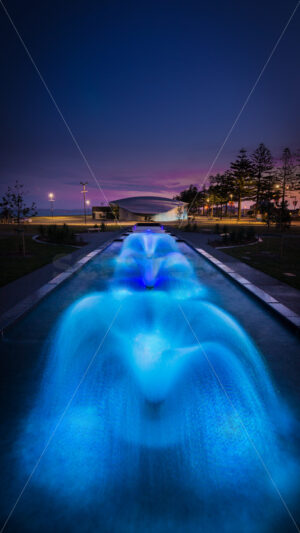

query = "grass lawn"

[
  {"left": 0, "top": 234, "right": 76, "bottom": 287},
  {"left": 222, "top": 235, "right": 300, "bottom": 290}
]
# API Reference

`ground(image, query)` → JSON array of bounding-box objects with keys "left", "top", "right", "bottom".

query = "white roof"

[{"left": 111, "top": 196, "right": 186, "bottom": 215}]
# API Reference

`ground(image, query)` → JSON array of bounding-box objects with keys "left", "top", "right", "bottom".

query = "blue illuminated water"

[
  {"left": 2, "top": 231, "right": 300, "bottom": 532},
  {"left": 114, "top": 232, "right": 202, "bottom": 297}
]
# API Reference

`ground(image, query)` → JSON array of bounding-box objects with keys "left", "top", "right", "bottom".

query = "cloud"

[{"left": 63, "top": 175, "right": 185, "bottom": 193}]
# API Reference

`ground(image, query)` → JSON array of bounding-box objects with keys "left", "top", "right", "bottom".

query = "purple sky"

[{"left": 1, "top": 1, "right": 299, "bottom": 209}]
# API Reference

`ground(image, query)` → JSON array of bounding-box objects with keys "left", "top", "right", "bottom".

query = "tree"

[
  {"left": 0, "top": 181, "right": 37, "bottom": 223},
  {"left": 273, "top": 148, "right": 299, "bottom": 231},
  {"left": 230, "top": 149, "right": 255, "bottom": 220},
  {"left": 191, "top": 186, "right": 207, "bottom": 215},
  {"left": 209, "top": 172, "right": 234, "bottom": 217},
  {"left": 175, "top": 184, "right": 199, "bottom": 215},
  {"left": 176, "top": 204, "right": 184, "bottom": 224},
  {"left": 199, "top": 186, "right": 208, "bottom": 215},
  {"left": 207, "top": 177, "right": 224, "bottom": 217},
  {"left": 251, "top": 143, "right": 273, "bottom": 216},
  {"left": 276, "top": 148, "right": 299, "bottom": 207}
]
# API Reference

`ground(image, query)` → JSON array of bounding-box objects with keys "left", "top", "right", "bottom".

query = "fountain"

[
  {"left": 15, "top": 230, "right": 298, "bottom": 531},
  {"left": 114, "top": 232, "right": 202, "bottom": 297}
]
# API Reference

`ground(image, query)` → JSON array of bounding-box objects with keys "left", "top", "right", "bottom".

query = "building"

[
  {"left": 92, "top": 206, "right": 115, "bottom": 220},
  {"left": 107, "top": 196, "right": 187, "bottom": 222}
]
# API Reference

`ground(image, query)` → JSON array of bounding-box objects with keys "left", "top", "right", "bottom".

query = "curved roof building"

[{"left": 109, "top": 196, "right": 187, "bottom": 222}]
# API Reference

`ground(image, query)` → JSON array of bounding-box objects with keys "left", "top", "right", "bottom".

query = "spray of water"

[
  {"left": 15, "top": 231, "right": 298, "bottom": 532},
  {"left": 114, "top": 233, "right": 203, "bottom": 297}
]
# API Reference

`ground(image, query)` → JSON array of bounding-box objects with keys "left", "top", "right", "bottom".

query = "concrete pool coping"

[
  {"left": 0, "top": 238, "right": 116, "bottom": 332},
  {"left": 192, "top": 246, "right": 300, "bottom": 331}
]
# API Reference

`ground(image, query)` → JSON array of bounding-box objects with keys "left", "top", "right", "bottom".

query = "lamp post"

[
  {"left": 48, "top": 193, "right": 54, "bottom": 218},
  {"left": 80, "top": 182, "right": 88, "bottom": 224}
]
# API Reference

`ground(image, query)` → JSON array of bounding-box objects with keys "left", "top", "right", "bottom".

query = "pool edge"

[
  {"left": 0, "top": 238, "right": 116, "bottom": 332},
  {"left": 190, "top": 244, "right": 300, "bottom": 333}
]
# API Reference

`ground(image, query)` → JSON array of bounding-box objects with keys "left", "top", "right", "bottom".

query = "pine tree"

[
  {"left": 230, "top": 149, "right": 255, "bottom": 220},
  {"left": 251, "top": 143, "right": 273, "bottom": 216}
]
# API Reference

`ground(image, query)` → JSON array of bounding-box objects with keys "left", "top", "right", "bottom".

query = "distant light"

[
  {"left": 48, "top": 193, "right": 54, "bottom": 199},
  {"left": 86, "top": 200, "right": 90, "bottom": 206}
]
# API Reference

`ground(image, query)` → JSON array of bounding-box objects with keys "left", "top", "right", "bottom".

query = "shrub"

[
  {"left": 266, "top": 202, "right": 291, "bottom": 230},
  {"left": 275, "top": 207, "right": 291, "bottom": 230},
  {"left": 101, "top": 222, "right": 106, "bottom": 232},
  {"left": 41, "top": 224, "right": 76, "bottom": 244},
  {"left": 192, "top": 223, "right": 198, "bottom": 232},
  {"left": 214, "top": 223, "right": 220, "bottom": 234},
  {"left": 222, "top": 224, "right": 228, "bottom": 234}
]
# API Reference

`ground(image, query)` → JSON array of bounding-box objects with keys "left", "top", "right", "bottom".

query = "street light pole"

[
  {"left": 48, "top": 193, "right": 54, "bottom": 218},
  {"left": 80, "top": 182, "right": 88, "bottom": 224}
]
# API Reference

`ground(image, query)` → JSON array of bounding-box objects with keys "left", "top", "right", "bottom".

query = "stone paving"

[{"left": 171, "top": 229, "right": 300, "bottom": 318}]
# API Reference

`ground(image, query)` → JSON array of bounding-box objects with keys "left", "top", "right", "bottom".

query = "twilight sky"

[{"left": 0, "top": 0, "right": 299, "bottom": 209}]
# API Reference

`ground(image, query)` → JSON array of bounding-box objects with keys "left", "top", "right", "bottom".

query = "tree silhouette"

[
  {"left": 0, "top": 181, "right": 37, "bottom": 223},
  {"left": 230, "top": 149, "right": 254, "bottom": 220},
  {"left": 251, "top": 143, "right": 273, "bottom": 216}
]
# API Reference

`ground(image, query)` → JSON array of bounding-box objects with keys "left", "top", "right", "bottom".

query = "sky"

[{"left": 0, "top": 0, "right": 299, "bottom": 209}]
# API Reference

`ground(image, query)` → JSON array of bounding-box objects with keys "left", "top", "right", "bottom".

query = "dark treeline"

[{"left": 176, "top": 144, "right": 300, "bottom": 227}]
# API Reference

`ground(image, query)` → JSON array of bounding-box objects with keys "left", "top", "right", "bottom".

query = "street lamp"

[
  {"left": 86, "top": 199, "right": 90, "bottom": 214},
  {"left": 48, "top": 193, "right": 55, "bottom": 218},
  {"left": 80, "top": 182, "right": 88, "bottom": 224}
]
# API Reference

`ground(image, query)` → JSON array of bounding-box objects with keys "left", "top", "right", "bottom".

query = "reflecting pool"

[{"left": 1, "top": 230, "right": 299, "bottom": 533}]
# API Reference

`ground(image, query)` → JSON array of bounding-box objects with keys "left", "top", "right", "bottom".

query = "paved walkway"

[
  {"left": 0, "top": 231, "right": 120, "bottom": 317},
  {"left": 171, "top": 229, "right": 300, "bottom": 315}
]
